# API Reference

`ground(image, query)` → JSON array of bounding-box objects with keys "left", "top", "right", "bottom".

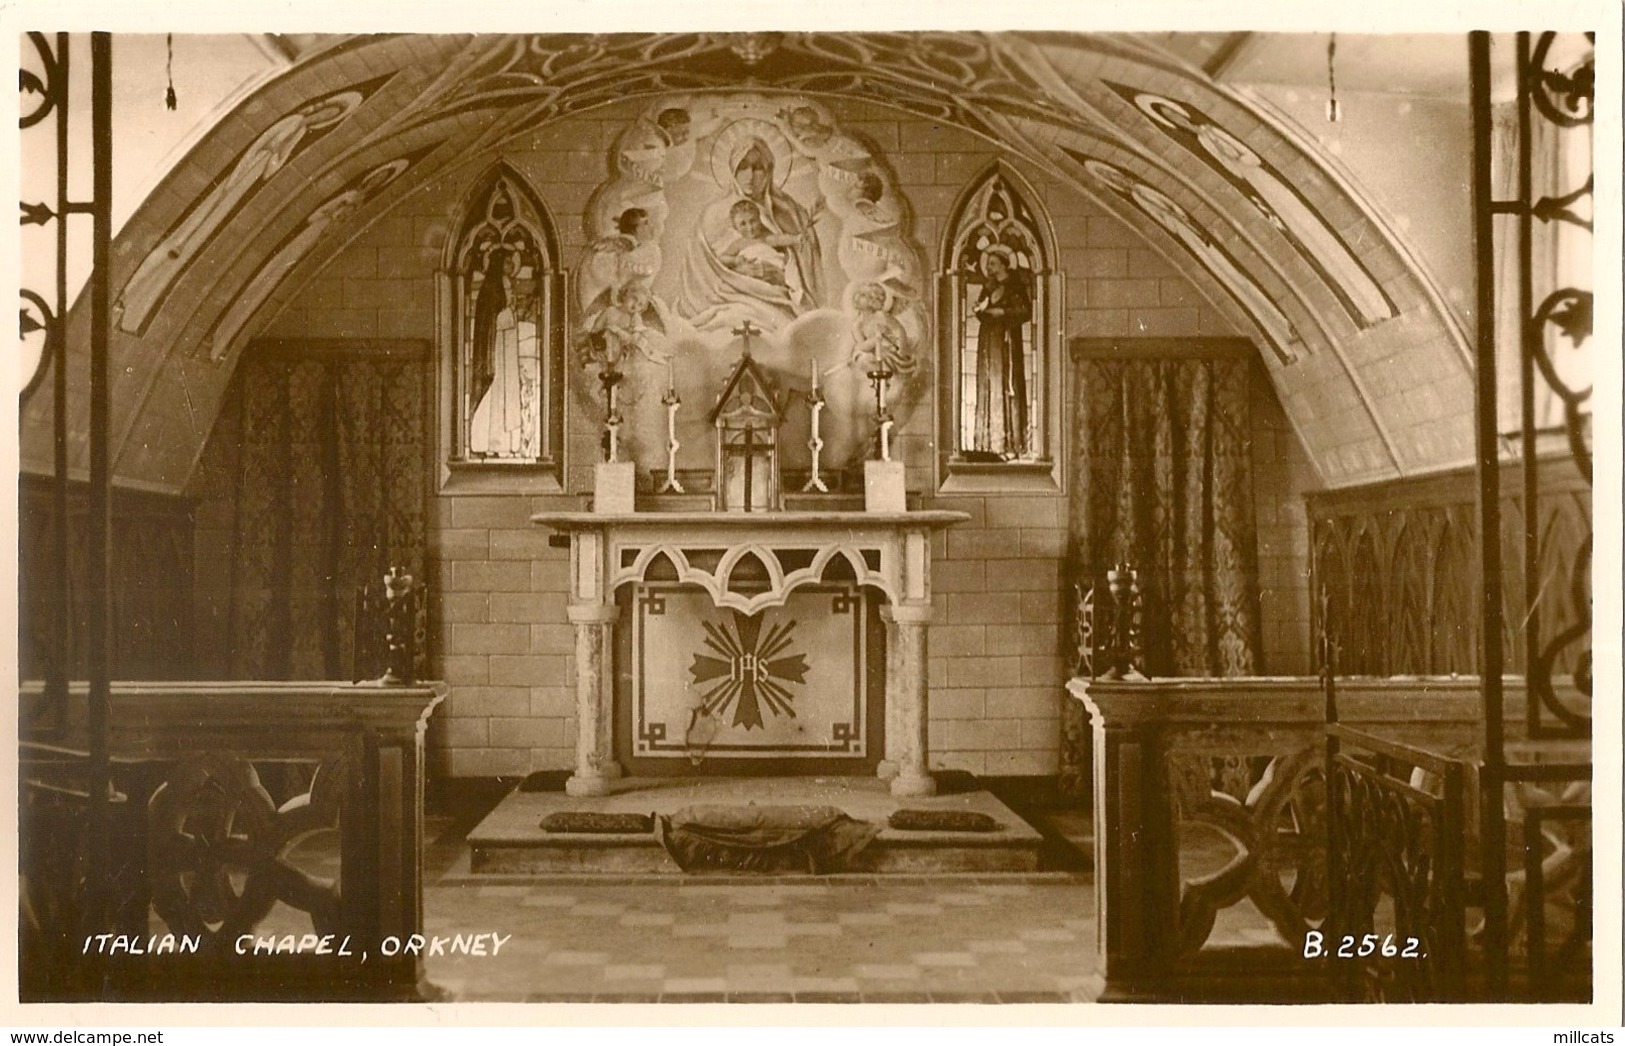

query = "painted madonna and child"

[{"left": 573, "top": 95, "right": 937, "bottom": 481}]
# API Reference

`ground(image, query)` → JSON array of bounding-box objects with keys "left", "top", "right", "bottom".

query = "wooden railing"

[
  {"left": 19, "top": 681, "right": 444, "bottom": 1002},
  {"left": 1325, "top": 724, "right": 1468, "bottom": 1003},
  {"left": 1067, "top": 675, "right": 1588, "bottom": 1004}
]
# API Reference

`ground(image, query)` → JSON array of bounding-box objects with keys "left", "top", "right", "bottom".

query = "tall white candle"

[{"left": 809, "top": 356, "right": 818, "bottom": 393}]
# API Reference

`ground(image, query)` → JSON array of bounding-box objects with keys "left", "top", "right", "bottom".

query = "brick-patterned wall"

[
  {"left": 254, "top": 96, "right": 1314, "bottom": 779},
  {"left": 429, "top": 496, "right": 576, "bottom": 777},
  {"left": 1250, "top": 369, "right": 1319, "bottom": 676},
  {"left": 915, "top": 494, "right": 1069, "bottom": 777}
]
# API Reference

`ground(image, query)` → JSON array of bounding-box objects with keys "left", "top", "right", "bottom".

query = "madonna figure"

[
  {"left": 971, "top": 246, "right": 1032, "bottom": 458},
  {"left": 677, "top": 135, "right": 822, "bottom": 332}
]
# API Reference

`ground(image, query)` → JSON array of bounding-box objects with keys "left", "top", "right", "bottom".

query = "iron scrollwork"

[
  {"left": 1529, "top": 32, "right": 1594, "bottom": 127},
  {"left": 1521, "top": 31, "right": 1593, "bottom": 736},
  {"left": 1170, "top": 745, "right": 1328, "bottom": 956},
  {"left": 19, "top": 32, "right": 67, "bottom": 401},
  {"left": 19, "top": 32, "right": 63, "bottom": 129},
  {"left": 19, "top": 289, "right": 56, "bottom": 401}
]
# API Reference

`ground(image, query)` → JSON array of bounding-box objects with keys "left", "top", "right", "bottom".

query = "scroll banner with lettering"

[{"left": 633, "top": 583, "right": 869, "bottom": 760}]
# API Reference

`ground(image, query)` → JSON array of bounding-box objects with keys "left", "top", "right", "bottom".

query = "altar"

[
  {"left": 533, "top": 508, "right": 967, "bottom": 797},
  {"left": 535, "top": 307, "right": 972, "bottom": 800}
]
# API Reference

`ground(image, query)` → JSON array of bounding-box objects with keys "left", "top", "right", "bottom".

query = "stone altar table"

[{"left": 533, "top": 510, "right": 968, "bottom": 798}]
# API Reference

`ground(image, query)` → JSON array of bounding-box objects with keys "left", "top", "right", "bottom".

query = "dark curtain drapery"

[
  {"left": 1070, "top": 352, "right": 1262, "bottom": 678},
  {"left": 209, "top": 343, "right": 428, "bottom": 680},
  {"left": 18, "top": 478, "right": 195, "bottom": 681}
]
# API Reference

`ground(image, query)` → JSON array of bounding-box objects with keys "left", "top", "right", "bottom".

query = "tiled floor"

[
  {"left": 210, "top": 786, "right": 1289, "bottom": 1004},
  {"left": 419, "top": 874, "right": 1103, "bottom": 1003},
  {"left": 402, "top": 790, "right": 1108, "bottom": 1003}
]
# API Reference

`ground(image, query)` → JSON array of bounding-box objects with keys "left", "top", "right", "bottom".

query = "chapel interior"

[{"left": 15, "top": 30, "right": 1599, "bottom": 1006}]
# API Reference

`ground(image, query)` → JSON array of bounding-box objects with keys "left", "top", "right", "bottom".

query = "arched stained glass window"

[
  {"left": 938, "top": 164, "right": 1063, "bottom": 491},
  {"left": 440, "top": 166, "right": 566, "bottom": 492}
]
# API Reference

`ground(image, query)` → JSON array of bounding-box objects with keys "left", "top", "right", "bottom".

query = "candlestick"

[
  {"left": 599, "top": 366, "right": 623, "bottom": 463},
  {"left": 661, "top": 384, "right": 685, "bottom": 493},
  {"left": 802, "top": 383, "right": 828, "bottom": 493},
  {"left": 867, "top": 364, "right": 895, "bottom": 463}
]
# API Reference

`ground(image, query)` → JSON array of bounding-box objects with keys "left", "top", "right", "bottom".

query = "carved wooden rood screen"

[
  {"left": 1067, "top": 33, "right": 1594, "bottom": 1006},
  {"left": 17, "top": 36, "right": 445, "bottom": 1003},
  {"left": 1323, "top": 31, "right": 1594, "bottom": 1004}
]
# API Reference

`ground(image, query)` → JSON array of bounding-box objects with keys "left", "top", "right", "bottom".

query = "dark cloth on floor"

[{"left": 657, "top": 804, "right": 880, "bottom": 874}]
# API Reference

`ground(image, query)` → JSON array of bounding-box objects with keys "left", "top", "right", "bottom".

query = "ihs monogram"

[{"left": 688, "top": 610, "right": 810, "bottom": 729}]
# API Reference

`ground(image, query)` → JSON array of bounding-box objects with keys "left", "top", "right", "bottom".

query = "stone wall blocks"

[
  {"left": 489, "top": 653, "right": 569, "bottom": 686},
  {"left": 529, "top": 687, "right": 574, "bottom": 717},
  {"left": 1019, "top": 591, "right": 1061, "bottom": 624},
  {"left": 450, "top": 497, "right": 538, "bottom": 529},
  {"left": 490, "top": 716, "right": 570, "bottom": 749},
  {"left": 530, "top": 623, "right": 576, "bottom": 655},
  {"left": 449, "top": 560, "right": 530, "bottom": 592},
  {"left": 984, "top": 749, "right": 1058, "bottom": 776},
  {"left": 446, "top": 747, "right": 530, "bottom": 777},
  {"left": 441, "top": 717, "right": 491, "bottom": 747},
  {"left": 450, "top": 686, "right": 531, "bottom": 718},
  {"left": 928, "top": 687, "right": 987, "bottom": 720},
  {"left": 449, "top": 622, "right": 531, "bottom": 656},
  {"left": 438, "top": 654, "right": 490, "bottom": 685},
  {"left": 985, "top": 496, "right": 1062, "bottom": 530},
  {"left": 932, "top": 623, "right": 986, "bottom": 655},
  {"left": 983, "top": 558, "right": 1063, "bottom": 593},
  {"left": 946, "top": 655, "right": 1024, "bottom": 688},
  {"left": 489, "top": 528, "right": 551, "bottom": 560},
  {"left": 947, "top": 591, "right": 1024, "bottom": 624}
]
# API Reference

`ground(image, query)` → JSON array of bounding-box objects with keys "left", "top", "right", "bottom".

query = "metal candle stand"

[
  {"left": 599, "top": 366, "right": 623, "bottom": 463},
  {"left": 803, "top": 358, "right": 829, "bottom": 492},
  {"left": 378, "top": 567, "right": 422, "bottom": 686},
  {"left": 867, "top": 363, "right": 896, "bottom": 462},
  {"left": 661, "top": 374, "right": 685, "bottom": 493},
  {"left": 1099, "top": 564, "right": 1146, "bottom": 681}
]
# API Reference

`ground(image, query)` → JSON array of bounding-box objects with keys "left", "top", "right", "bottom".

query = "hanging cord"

[
  {"left": 165, "top": 34, "right": 177, "bottom": 110},
  {"left": 1325, "top": 33, "right": 1341, "bottom": 122}
]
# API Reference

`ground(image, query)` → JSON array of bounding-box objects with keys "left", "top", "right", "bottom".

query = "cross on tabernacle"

[{"left": 732, "top": 320, "right": 761, "bottom": 354}]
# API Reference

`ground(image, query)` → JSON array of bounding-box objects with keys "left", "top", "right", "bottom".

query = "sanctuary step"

[{"left": 466, "top": 775, "right": 1044, "bottom": 875}]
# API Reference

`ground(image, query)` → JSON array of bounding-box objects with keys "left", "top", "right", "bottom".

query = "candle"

[
  {"left": 666, "top": 357, "right": 676, "bottom": 394},
  {"left": 809, "top": 356, "right": 819, "bottom": 393}
]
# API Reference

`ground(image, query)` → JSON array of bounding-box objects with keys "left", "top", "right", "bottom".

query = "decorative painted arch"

[
  {"left": 610, "top": 542, "right": 898, "bottom": 616},
  {"left": 24, "top": 31, "right": 1478, "bottom": 495}
]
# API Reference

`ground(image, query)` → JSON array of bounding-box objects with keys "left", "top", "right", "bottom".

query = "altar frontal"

[{"left": 627, "top": 582, "right": 880, "bottom": 768}]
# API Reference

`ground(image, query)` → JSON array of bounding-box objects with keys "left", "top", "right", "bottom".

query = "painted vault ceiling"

[{"left": 21, "top": 31, "right": 1476, "bottom": 493}]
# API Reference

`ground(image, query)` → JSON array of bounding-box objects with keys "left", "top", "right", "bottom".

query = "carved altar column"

[
  {"left": 883, "top": 603, "right": 935, "bottom": 796},
  {"left": 560, "top": 522, "right": 622, "bottom": 797},
  {"left": 566, "top": 603, "right": 621, "bottom": 796}
]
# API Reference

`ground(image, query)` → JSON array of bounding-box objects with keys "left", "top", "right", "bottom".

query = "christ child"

[{"left": 719, "top": 200, "right": 804, "bottom": 290}]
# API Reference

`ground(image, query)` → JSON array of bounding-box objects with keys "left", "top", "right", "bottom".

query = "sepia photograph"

[{"left": 6, "top": 0, "right": 1620, "bottom": 1031}]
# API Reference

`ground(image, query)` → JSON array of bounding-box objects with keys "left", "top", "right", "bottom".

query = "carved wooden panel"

[
  {"left": 1167, "top": 745, "right": 1326, "bottom": 956},
  {"left": 18, "top": 476, "right": 196, "bottom": 682},
  {"left": 1307, "top": 460, "right": 1589, "bottom": 690}
]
